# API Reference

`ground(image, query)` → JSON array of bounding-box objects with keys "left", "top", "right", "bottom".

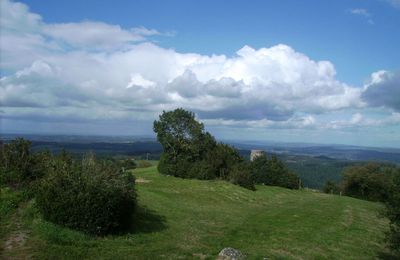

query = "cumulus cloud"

[
  {"left": 362, "top": 70, "right": 400, "bottom": 111},
  {"left": 127, "top": 74, "right": 156, "bottom": 89},
  {"left": 0, "top": 0, "right": 397, "bottom": 134},
  {"left": 0, "top": 0, "right": 167, "bottom": 71}
]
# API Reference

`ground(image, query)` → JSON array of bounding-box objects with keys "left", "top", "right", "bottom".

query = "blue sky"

[{"left": 1, "top": 0, "right": 400, "bottom": 147}]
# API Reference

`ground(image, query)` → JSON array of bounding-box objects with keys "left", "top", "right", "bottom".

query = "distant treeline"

[{"left": 29, "top": 140, "right": 162, "bottom": 160}]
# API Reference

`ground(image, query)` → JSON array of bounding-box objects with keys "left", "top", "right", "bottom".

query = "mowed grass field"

[{"left": 1, "top": 165, "right": 389, "bottom": 259}]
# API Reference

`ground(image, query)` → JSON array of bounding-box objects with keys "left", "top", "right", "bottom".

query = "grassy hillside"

[{"left": 1, "top": 166, "right": 389, "bottom": 259}]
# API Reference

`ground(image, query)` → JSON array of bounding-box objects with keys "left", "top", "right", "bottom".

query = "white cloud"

[
  {"left": 362, "top": 70, "right": 400, "bottom": 111},
  {"left": 349, "top": 8, "right": 374, "bottom": 24},
  {"left": 350, "top": 113, "right": 363, "bottom": 124},
  {"left": 0, "top": 0, "right": 41, "bottom": 32},
  {"left": 350, "top": 8, "right": 371, "bottom": 17},
  {"left": 324, "top": 112, "right": 400, "bottom": 129},
  {"left": 42, "top": 21, "right": 149, "bottom": 50},
  {"left": 0, "top": 0, "right": 397, "bottom": 134},
  {"left": 127, "top": 74, "right": 156, "bottom": 88},
  {"left": 386, "top": 0, "right": 400, "bottom": 9},
  {"left": 0, "top": 0, "right": 169, "bottom": 71},
  {"left": 203, "top": 114, "right": 317, "bottom": 130}
]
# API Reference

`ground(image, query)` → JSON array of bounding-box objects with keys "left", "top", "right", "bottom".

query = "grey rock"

[{"left": 217, "top": 247, "right": 245, "bottom": 260}]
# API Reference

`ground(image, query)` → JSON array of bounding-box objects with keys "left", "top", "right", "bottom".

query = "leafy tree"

[
  {"left": 341, "top": 163, "right": 396, "bottom": 202},
  {"left": 153, "top": 108, "right": 216, "bottom": 177},
  {"left": 154, "top": 108, "right": 255, "bottom": 190},
  {"left": 385, "top": 171, "right": 400, "bottom": 256},
  {"left": 251, "top": 154, "right": 270, "bottom": 184},
  {"left": 205, "top": 143, "right": 243, "bottom": 179},
  {"left": 251, "top": 154, "right": 300, "bottom": 189}
]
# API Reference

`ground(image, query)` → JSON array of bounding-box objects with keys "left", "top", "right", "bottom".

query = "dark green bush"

[
  {"left": 385, "top": 171, "right": 400, "bottom": 257},
  {"left": 0, "top": 187, "right": 24, "bottom": 216},
  {"left": 0, "top": 138, "right": 40, "bottom": 188},
  {"left": 341, "top": 163, "right": 396, "bottom": 202},
  {"left": 36, "top": 154, "right": 136, "bottom": 235},
  {"left": 229, "top": 162, "right": 255, "bottom": 190},
  {"left": 119, "top": 158, "right": 137, "bottom": 170},
  {"left": 187, "top": 160, "right": 216, "bottom": 180},
  {"left": 251, "top": 154, "right": 301, "bottom": 189},
  {"left": 323, "top": 181, "right": 341, "bottom": 194}
]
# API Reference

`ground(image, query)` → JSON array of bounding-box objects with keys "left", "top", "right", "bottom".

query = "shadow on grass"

[
  {"left": 129, "top": 206, "right": 167, "bottom": 234},
  {"left": 377, "top": 249, "right": 399, "bottom": 260}
]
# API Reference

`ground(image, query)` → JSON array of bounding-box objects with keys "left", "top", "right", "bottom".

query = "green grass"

[{"left": 1, "top": 166, "right": 389, "bottom": 259}]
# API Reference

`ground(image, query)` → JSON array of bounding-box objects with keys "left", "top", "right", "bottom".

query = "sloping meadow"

[{"left": 1, "top": 166, "right": 389, "bottom": 259}]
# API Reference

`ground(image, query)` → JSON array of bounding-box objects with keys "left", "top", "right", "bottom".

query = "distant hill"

[{"left": 229, "top": 141, "right": 400, "bottom": 164}]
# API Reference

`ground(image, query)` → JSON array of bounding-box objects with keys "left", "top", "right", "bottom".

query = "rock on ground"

[{"left": 217, "top": 247, "right": 245, "bottom": 260}]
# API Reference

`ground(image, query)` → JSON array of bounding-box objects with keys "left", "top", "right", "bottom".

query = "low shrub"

[
  {"left": 35, "top": 154, "right": 136, "bottom": 235},
  {"left": 0, "top": 187, "right": 24, "bottom": 216},
  {"left": 251, "top": 154, "right": 301, "bottom": 189},
  {"left": 323, "top": 181, "right": 341, "bottom": 194},
  {"left": 230, "top": 162, "right": 255, "bottom": 190}
]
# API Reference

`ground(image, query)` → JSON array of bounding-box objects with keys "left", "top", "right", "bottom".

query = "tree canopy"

[
  {"left": 341, "top": 163, "right": 397, "bottom": 202},
  {"left": 153, "top": 108, "right": 254, "bottom": 189}
]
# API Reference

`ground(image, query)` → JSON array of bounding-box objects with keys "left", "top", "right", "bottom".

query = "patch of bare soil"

[
  {"left": 136, "top": 178, "right": 151, "bottom": 183},
  {"left": 1, "top": 204, "right": 32, "bottom": 260}
]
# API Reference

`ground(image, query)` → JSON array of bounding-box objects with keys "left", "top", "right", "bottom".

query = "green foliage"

[
  {"left": 119, "top": 158, "right": 137, "bottom": 170},
  {"left": 0, "top": 138, "right": 40, "bottom": 188},
  {"left": 0, "top": 187, "right": 24, "bottom": 216},
  {"left": 154, "top": 108, "right": 254, "bottom": 190},
  {"left": 206, "top": 143, "right": 243, "bottom": 179},
  {"left": 154, "top": 108, "right": 215, "bottom": 177},
  {"left": 385, "top": 171, "right": 400, "bottom": 256},
  {"left": 341, "top": 163, "right": 397, "bottom": 202},
  {"left": 251, "top": 154, "right": 300, "bottom": 189},
  {"left": 35, "top": 153, "right": 137, "bottom": 235},
  {"left": 229, "top": 162, "right": 255, "bottom": 190},
  {"left": 323, "top": 181, "right": 341, "bottom": 194}
]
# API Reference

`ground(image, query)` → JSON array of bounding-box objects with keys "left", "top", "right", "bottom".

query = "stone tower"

[{"left": 250, "top": 150, "right": 265, "bottom": 161}]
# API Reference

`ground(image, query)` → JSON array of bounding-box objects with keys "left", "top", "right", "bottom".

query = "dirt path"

[{"left": 1, "top": 203, "right": 32, "bottom": 259}]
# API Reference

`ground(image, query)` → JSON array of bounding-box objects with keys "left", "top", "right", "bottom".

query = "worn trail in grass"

[{"left": 0, "top": 166, "right": 389, "bottom": 259}]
